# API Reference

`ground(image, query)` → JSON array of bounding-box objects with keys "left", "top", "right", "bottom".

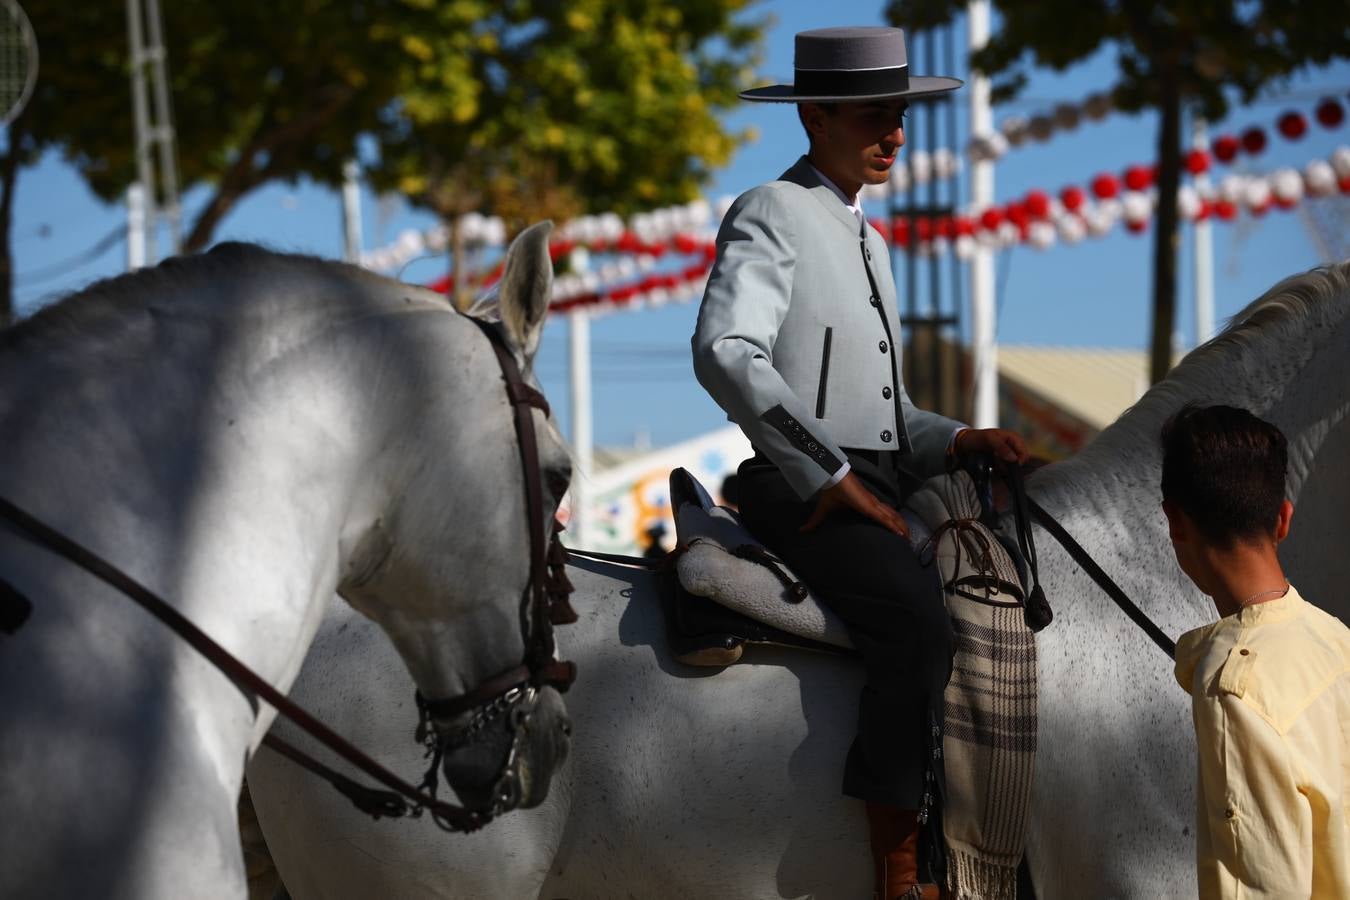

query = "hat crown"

[{"left": 794, "top": 26, "right": 908, "bottom": 72}]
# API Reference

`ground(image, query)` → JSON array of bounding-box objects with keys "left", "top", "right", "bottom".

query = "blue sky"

[{"left": 13, "top": 1, "right": 1349, "bottom": 448}]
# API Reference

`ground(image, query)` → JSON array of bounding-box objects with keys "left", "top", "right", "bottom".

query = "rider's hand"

[
  {"left": 799, "top": 471, "right": 909, "bottom": 538},
  {"left": 955, "top": 427, "right": 1030, "bottom": 467}
]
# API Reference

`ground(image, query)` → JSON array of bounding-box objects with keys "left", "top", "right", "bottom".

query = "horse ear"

[{"left": 498, "top": 221, "right": 554, "bottom": 364}]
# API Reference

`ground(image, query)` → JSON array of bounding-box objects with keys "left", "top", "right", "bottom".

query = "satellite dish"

[{"left": 0, "top": 1, "right": 36, "bottom": 126}]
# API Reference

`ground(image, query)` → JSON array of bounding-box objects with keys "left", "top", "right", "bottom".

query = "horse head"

[{"left": 334, "top": 222, "right": 573, "bottom": 821}]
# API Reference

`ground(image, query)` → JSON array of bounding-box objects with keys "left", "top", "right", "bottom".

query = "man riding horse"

[{"left": 692, "top": 25, "right": 1028, "bottom": 900}]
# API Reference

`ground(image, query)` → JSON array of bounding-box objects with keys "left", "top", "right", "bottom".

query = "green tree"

[
  {"left": 7, "top": 0, "right": 762, "bottom": 322},
  {"left": 367, "top": 0, "right": 763, "bottom": 307},
  {"left": 887, "top": 0, "right": 1349, "bottom": 383}
]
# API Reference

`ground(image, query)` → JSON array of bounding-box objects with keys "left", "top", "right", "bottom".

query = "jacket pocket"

[{"left": 815, "top": 326, "right": 833, "bottom": 418}]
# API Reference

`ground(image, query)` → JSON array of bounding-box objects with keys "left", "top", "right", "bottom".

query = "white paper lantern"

[
  {"left": 1028, "top": 221, "right": 1056, "bottom": 249},
  {"left": 889, "top": 162, "right": 911, "bottom": 192},
  {"left": 1097, "top": 197, "right": 1123, "bottom": 221},
  {"left": 1053, "top": 103, "right": 1081, "bottom": 131},
  {"left": 1243, "top": 177, "right": 1272, "bottom": 210},
  {"left": 985, "top": 131, "right": 1009, "bottom": 161},
  {"left": 954, "top": 235, "right": 977, "bottom": 259},
  {"left": 967, "top": 135, "right": 992, "bottom": 162},
  {"left": 997, "top": 221, "right": 1020, "bottom": 244},
  {"left": 1001, "top": 115, "right": 1029, "bottom": 146},
  {"left": 1330, "top": 146, "right": 1350, "bottom": 179},
  {"left": 909, "top": 150, "right": 932, "bottom": 185},
  {"left": 933, "top": 148, "right": 959, "bottom": 180},
  {"left": 1176, "top": 185, "right": 1202, "bottom": 220},
  {"left": 1218, "top": 174, "right": 1244, "bottom": 204},
  {"left": 1304, "top": 159, "right": 1337, "bottom": 196},
  {"left": 1082, "top": 92, "right": 1113, "bottom": 121},
  {"left": 1085, "top": 207, "right": 1115, "bottom": 238},
  {"left": 1057, "top": 214, "right": 1086, "bottom": 244},
  {"left": 1028, "top": 115, "right": 1055, "bottom": 142},
  {"left": 1270, "top": 168, "right": 1303, "bottom": 203},
  {"left": 484, "top": 217, "right": 506, "bottom": 246},
  {"left": 397, "top": 228, "right": 424, "bottom": 257},
  {"left": 686, "top": 199, "right": 712, "bottom": 229},
  {"left": 715, "top": 195, "right": 736, "bottom": 222}
]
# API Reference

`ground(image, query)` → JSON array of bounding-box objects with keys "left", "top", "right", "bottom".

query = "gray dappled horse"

[
  {"left": 248, "top": 263, "right": 1350, "bottom": 898},
  {"left": 0, "top": 225, "right": 572, "bottom": 900}
]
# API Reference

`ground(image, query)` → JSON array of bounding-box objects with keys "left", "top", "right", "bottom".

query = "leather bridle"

[{"left": 0, "top": 314, "right": 578, "bottom": 833}]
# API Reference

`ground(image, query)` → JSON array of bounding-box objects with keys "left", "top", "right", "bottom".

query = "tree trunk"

[{"left": 1148, "top": 75, "right": 1182, "bottom": 385}]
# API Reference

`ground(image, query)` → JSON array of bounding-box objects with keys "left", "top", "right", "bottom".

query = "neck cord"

[{"left": 1238, "top": 582, "right": 1290, "bottom": 607}]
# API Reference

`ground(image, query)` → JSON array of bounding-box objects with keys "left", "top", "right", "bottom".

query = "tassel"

[{"left": 1023, "top": 585, "right": 1054, "bottom": 632}]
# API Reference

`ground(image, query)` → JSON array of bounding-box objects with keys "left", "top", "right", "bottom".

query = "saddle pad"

[{"left": 673, "top": 503, "right": 856, "bottom": 649}]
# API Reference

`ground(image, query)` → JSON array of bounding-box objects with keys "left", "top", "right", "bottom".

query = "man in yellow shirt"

[{"left": 1162, "top": 405, "right": 1350, "bottom": 898}]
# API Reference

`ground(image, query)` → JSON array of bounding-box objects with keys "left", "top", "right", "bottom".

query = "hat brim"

[{"left": 739, "top": 75, "right": 963, "bottom": 104}]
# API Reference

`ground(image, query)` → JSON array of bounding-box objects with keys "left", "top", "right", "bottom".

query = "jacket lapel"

[{"left": 780, "top": 156, "right": 864, "bottom": 236}]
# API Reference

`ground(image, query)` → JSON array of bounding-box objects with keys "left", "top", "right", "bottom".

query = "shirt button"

[
  {"left": 879, "top": 340, "right": 889, "bottom": 353},
  {"left": 1239, "top": 648, "right": 1250, "bottom": 656},
  {"left": 1224, "top": 808, "right": 1235, "bottom": 819},
  {"left": 881, "top": 430, "right": 893, "bottom": 443},
  {"left": 882, "top": 386, "right": 893, "bottom": 400}
]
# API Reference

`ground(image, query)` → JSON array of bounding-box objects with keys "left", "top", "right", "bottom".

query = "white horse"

[
  {"left": 0, "top": 225, "right": 575, "bottom": 900},
  {"left": 246, "top": 262, "right": 1350, "bottom": 899}
]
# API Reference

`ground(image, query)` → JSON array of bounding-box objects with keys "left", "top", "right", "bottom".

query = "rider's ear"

[{"left": 498, "top": 221, "right": 554, "bottom": 365}]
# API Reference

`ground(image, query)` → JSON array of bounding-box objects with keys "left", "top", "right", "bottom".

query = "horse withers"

[{"left": 0, "top": 223, "right": 572, "bottom": 900}]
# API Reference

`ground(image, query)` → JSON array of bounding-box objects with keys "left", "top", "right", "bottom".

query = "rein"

[{"left": 0, "top": 313, "right": 579, "bottom": 834}]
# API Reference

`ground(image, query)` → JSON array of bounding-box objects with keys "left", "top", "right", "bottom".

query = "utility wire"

[{"left": 16, "top": 225, "right": 126, "bottom": 285}]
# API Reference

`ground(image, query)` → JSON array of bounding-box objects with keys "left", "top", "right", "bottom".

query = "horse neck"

[{"left": 0, "top": 265, "right": 434, "bottom": 706}]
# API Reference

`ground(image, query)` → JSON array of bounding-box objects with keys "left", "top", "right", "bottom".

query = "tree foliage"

[
  {"left": 887, "top": 0, "right": 1350, "bottom": 383},
  {"left": 6, "top": 0, "right": 763, "bottom": 320}
]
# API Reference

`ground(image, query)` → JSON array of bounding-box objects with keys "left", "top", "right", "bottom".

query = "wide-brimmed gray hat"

[{"left": 740, "top": 26, "right": 962, "bottom": 104}]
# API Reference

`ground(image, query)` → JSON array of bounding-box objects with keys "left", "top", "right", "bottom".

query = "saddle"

[{"left": 663, "top": 465, "right": 1034, "bottom": 668}]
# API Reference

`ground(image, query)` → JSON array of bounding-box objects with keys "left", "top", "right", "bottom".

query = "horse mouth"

[{"left": 440, "top": 688, "right": 571, "bottom": 814}]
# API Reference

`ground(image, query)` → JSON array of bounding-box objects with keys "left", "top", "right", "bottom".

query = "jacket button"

[
  {"left": 881, "top": 430, "right": 893, "bottom": 443},
  {"left": 879, "top": 340, "right": 889, "bottom": 353},
  {"left": 1224, "top": 807, "right": 1235, "bottom": 819},
  {"left": 882, "top": 386, "right": 892, "bottom": 400}
]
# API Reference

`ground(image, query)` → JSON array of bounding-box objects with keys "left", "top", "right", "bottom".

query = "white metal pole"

[
  {"left": 568, "top": 309, "right": 593, "bottom": 548},
  {"left": 144, "top": 0, "right": 180, "bottom": 254},
  {"left": 968, "top": 1, "right": 998, "bottom": 428},
  {"left": 126, "top": 0, "right": 157, "bottom": 264},
  {"left": 127, "top": 182, "right": 147, "bottom": 270},
  {"left": 1192, "top": 118, "right": 1215, "bottom": 346},
  {"left": 341, "top": 158, "right": 363, "bottom": 263}
]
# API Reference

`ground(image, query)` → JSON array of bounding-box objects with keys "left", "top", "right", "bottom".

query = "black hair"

[{"left": 1160, "top": 404, "right": 1288, "bottom": 547}]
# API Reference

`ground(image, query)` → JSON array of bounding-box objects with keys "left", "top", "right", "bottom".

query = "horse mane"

[
  {"left": 1043, "top": 261, "right": 1350, "bottom": 496},
  {"left": 0, "top": 243, "right": 398, "bottom": 357}
]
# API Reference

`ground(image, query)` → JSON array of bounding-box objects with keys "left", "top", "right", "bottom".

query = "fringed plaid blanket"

[{"left": 907, "top": 472, "right": 1038, "bottom": 900}]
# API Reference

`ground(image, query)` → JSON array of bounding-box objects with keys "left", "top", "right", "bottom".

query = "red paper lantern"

[
  {"left": 1184, "top": 149, "right": 1210, "bottom": 175},
  {"left": 915, "top": 217, "right": 934, "bottom": 243},
  {"left": 1124, "top": 165, "right": 1153, "bottom": 191},
  {"left": 1339, "top": 175, "right": 1350, "bottom": 195},
  {"left": 1091, "top": 173, "right": 1120, "bottom": 199},
  {"left": 868, "top": 218, "right": 890, "bottom": 242},
  {"left": 1196, "top": 199, "right": 1212, "bottom": 221},
  {"left": 979, "top": 207, "right": 1003, "bottom": 231},
  {"left": 1005, "top": 202, "right": 1030, "bottom": 228},
  {"left": 935, "top": 217, "right": 955, "bottom": 239},
  {"left": 1212, "top": 134, "right": 1240, "bottom": 163},
  {"left": 1213, "top": 199, "right": 1238, "bottom": 221},
  {"left": 1277, "top": 111, "right": 1307, "bottom": 140},
  {"left": 1024, "top": 190, "right": 1051, "bottom": 219},
  {"left": 1240, "top": 127, "right": 1267, "bottom": 155},
  {"left": 673, "top": 233, "right": 699, "bottom": 255},
  {"left": 1125, "top": 219, "right": 1148, "bottom": 235},
  {"left": 1315, "top": 98, "right": 1345, "bottom": 128},
  {"left": 892, "top": 218, "right": 911, "bottom": 246},
  {"left": 954, "top": 216, "right": 976, "bottom": 236},
  {"left": 1060, "top": 185, "right": 1086, "bottom": 212}
]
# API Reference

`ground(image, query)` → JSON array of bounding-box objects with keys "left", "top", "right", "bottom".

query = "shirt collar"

[
  {"left": 1173, "top": 585, "right": 1306, "bottom": 692},
  {"left": 807, "top": 162, "right": 864, "bottom": 223}
]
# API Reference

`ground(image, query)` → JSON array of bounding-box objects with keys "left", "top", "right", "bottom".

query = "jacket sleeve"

[
  {"left": 692, "top": 186, "right": 847, "bottom": 500},
  {"left": 898, "top": 385, "right": 967, "bottom": 479}
]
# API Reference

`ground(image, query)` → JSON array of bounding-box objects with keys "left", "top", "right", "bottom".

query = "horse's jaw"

[{"left": 439, "top": 686, "right": 572, "bottom": 813}]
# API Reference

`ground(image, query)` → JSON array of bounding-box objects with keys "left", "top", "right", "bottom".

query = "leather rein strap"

[{"left": 0, "top": 492, "right": 486, "bottom": 830}]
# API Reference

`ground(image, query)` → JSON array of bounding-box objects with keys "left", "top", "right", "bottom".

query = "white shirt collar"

[{"left": 807, "top": 161, "right": 864, "bottom": 225}]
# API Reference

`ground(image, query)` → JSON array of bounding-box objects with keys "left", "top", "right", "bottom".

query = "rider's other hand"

[
  {"left": 799, "top": 471, "right": 909, "bottom": 538},
  {"left": 956, "top": 427, "right": 1030, "bottom": 467}
]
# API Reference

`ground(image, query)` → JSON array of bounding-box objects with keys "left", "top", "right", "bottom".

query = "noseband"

[{"left": 0, "top": 313, "right": 578, "bottom": 834}]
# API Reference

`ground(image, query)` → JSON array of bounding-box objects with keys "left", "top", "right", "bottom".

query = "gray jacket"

[{"left": 692, "top": 156, "right": 964, "bottom": 500}]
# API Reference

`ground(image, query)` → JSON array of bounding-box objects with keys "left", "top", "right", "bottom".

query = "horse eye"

[{"left": 547, "top": 467, "right": 572, "bottom": 501}]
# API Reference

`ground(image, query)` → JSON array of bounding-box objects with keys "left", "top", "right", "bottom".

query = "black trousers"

[{"left": 737, "top": 448, "right": 953, "bottom": 808}]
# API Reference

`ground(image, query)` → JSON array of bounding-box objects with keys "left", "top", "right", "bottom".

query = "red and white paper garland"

[{"left": 877, "top": 145, "right": 1350, "bottom": 258}]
